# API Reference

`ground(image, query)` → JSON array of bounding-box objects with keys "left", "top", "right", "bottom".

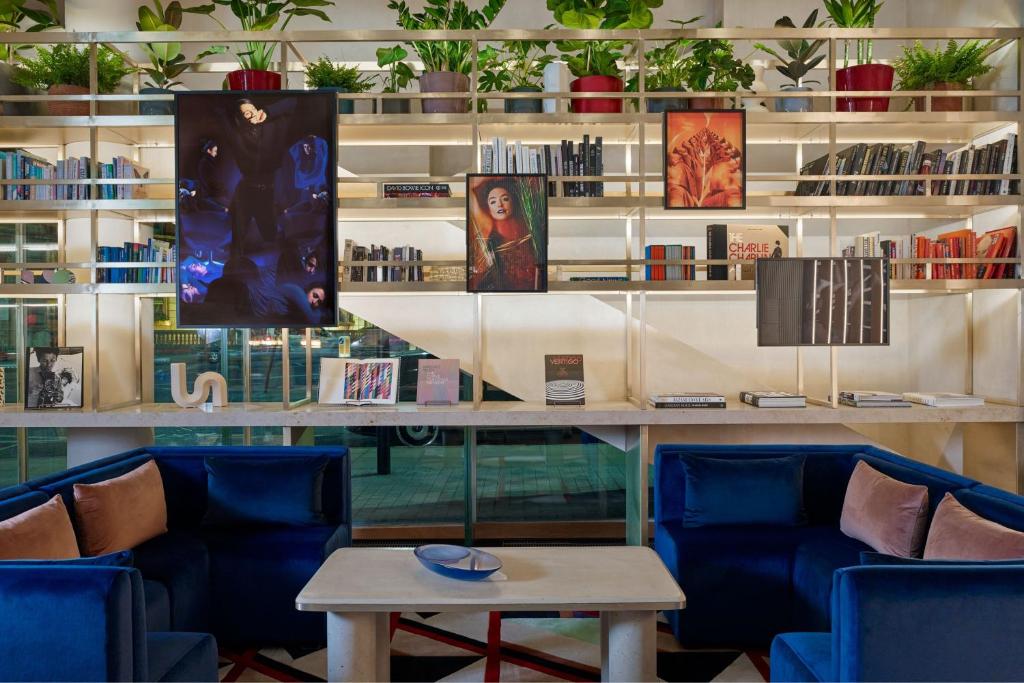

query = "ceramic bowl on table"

[{"left": 414, "top": 544, "right": 502, "bottom": 581}]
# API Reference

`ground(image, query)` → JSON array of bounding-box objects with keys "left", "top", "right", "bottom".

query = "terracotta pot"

[
  {"left": 418, "top": 71, "right": 469, "bottom": 114},
  {"left": 46, "top": 84, "right": 89, "bottom": 116},
  {"left": 836, "top": 64, "right": 894, "bottom": 112},
  {"left": 688, "top": 96, "right": 729, "bottom": 109},
  {"left": 226, "top": 69, "right": 281, "bottom": 91},
  {"left": 570, "top": 75, "right": 623, "bottom": 113},
  {"left": 913, "top": 81, "right": 964, "bottom": 112}
]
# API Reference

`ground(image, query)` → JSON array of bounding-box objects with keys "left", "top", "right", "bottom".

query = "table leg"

[
  {"left": 327, "top": 612, "right": 391, "bottom": 682},
  {"left": 600, "top": 610, "right": 657, "bottom": 682}
]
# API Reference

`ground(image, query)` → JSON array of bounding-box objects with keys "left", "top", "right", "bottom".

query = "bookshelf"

[{"left": 0, "top": 25, "right": 1021, "bottom": 544}]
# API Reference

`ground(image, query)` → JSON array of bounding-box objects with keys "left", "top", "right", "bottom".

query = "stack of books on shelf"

[
  {"left": 0, "top": 150, "right": 148, "bottom": 200},
  {"left": 382, "top": 183, "right": 451, "bottom": 198},
  {"left": 903, "top": 392, "right": 985, "bottom": 407},
  {"left": 846, "top": 227, "right": 1018, "bottom": 280},
  {"left": 645, "top": 244, "right": 695, "bottom": 281},
  {"left": 342, "top": 239, "right": 423, "bottom": 283},
  {"left": 648, "top": 392, "right": 726, "bottom": 409},
  {"left": 482, "top": 135, "right": 604, "bottom": 197},
  {"left": 739, "top": 391, "right": 806, "bottom": 408},
  {"left": 96, "top": 238, "right": 175, "bottom": 283},
  {"left": 838, "top": 391, "right": 912, "bottom": 408},
  {"left": 796, "top": 133, "right": 1018, "bottom": 197}
]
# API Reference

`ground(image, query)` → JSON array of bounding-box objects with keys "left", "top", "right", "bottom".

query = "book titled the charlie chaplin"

[
  {"left": 544, "top": 354, "right": 585, "bottom": 406},
  {"left": 416, "top": 358, "right": 460, "bottom": 405}
]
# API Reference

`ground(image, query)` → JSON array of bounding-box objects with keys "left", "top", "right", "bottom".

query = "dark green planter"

[
  {"left": 318, "top": 86, "right": 355, "bottom": 114},
  {"left": 373, "top": 98, "right": 411, "bottom": 114},
  {"left": 140, "top": 87, "right": 175, "bottom": 116},
  {"left": 646, "top": 87, "right": 688, "bottom": 113},
  {"left": 505, "top": 86, "right": 543, "bottom": 113}
]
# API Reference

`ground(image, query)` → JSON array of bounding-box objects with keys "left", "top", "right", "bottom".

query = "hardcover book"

[
  {"left": 319, "top": 358, "right": 400, "bottom": 405},
  {"left": 739, "top": 391, "right": 806, "bottom": 408},
  {"left": 707, "top": 224, "right": 789, "bottom": 280},
  {"left": 416, "top": 358, "right": 460, "bottom": 405},
  {"left": 544, "top": 354, "right": 585, "bottom": 406}
]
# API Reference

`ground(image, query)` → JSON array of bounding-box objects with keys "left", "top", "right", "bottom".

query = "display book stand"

[{"left": 0, "top": 26, "right": 1020, "bottom": 545}]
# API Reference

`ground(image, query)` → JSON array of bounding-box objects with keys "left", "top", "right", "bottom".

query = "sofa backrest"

[
  {"left": 954, "top": 485, "right": 1024, "bottom": 533},
  {"left": 0, "top": 486, "right": 49, "bottom": 522},
  {"left": 852, "top": 450, "right": 975, "bottom": 519}
]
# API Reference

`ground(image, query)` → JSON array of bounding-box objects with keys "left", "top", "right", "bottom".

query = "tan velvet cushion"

[
  {"left": 74, "top": 460, "right": 168, "bottom": 556},
  {"left": 0, "top": 495, "right": 80, "bottom": 560},
  {"left": 840, "top": 460, "right": 929, "bottom": 558},
  {"left": 924, "top": 492, "right": 1024, "bottom": 560}
]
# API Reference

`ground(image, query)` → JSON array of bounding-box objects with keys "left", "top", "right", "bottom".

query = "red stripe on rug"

[{"left": 485, "top": 611, "right": 502, "bottom": 682}]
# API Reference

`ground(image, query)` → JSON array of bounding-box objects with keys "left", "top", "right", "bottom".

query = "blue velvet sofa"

[
  {"left": 654, "top": 444, "right": 1024, "bottom": 650},
  {"left": 0, "top": 445, "right": 351, "bottom": 673}
]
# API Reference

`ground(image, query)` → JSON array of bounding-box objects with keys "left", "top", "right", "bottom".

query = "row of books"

[
  {"left": 342, "top": 239, "right": 424, "bottom": 282},
  {"left": 844, "top": 227, "right": 1018, "bottom": 280},
  {"left": 796, "top": 133, "right": 1018, "bottom": 197},
  {"left": 644, "top": 245, "right": 696, "bottom": 280},
  {"left": 0, "top": 150, "right": 148, "bottom": 201},
  {"left": 96, "top": 238, "right": 174, "bottom": 283},
  {"left": 481, "top": 136, "right": 604, "bottom": 197},
  {"left": 838, "top": 391, "right": 983, "bottom": 408}
]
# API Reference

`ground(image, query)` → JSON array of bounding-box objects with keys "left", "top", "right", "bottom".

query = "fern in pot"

[
  {"left": 305, "top": 57, "right": 374, "bottom": 114},
  {"left": 755, "top": 10, "right": 826, "bottom": 112},
  {"left": 894, "top": 39, "right": 1008, "bottom": 112},
  {"left": 478, "top": 40, "right": 554, "bottom": 113},
  {"left": 0, "top": 0, "right": 61, "bottom": 115},
  {"left": 12, "top": 44, "right": 134, "bottom": 116},
  {"left": 387, "top": 0, "right": 506, "bottom": 114}
]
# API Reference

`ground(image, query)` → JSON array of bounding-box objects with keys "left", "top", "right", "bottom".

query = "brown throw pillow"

[
  {"left": 840, "top": 460, "right": 929, "bottom": 558},
  {"left": 924, "top": 492, "right": 1024, "bottom": 560},
  {"left": 74, "top": 460, "right": 168, "bottom": 556},
  {"left": 0, "top": 495, "right": 80, "bottom": 560}
]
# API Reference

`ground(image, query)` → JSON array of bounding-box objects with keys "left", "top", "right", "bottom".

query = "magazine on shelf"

[
  {"left": 544, "top": 354, "right": 585, "bottom": 406},
  {"left": 416, "top": 358, "right": 460, "bottom": 405},
  {"left": 902, "top": 392, "right": 985, "bottom": 407},
  {"left": 318, "top": 358, "right": 400, "bottom": 405},
  {"left": 739, "top": 391, "right": 807, "bottom": 408}
]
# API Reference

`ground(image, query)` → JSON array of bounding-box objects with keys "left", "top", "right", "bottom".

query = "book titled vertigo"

[{"left": 544, "top": 354, "right": 585, "bottom": 406}]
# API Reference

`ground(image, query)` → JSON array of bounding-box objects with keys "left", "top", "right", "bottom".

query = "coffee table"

[{"left": 296, "top": 546, "right": 685, "bottom": 682}]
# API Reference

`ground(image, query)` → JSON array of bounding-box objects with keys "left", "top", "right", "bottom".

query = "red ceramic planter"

[
  {"left": 570, "top": 75, "right": 623, "bottom": 113},
  {"left": 226, "top": 69, "right": 282, "bottom": 91},
  {"left": 836, "top": 64, "right": 894, "bottom": 112}
]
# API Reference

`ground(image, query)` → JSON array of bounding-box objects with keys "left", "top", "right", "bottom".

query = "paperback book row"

[
  {"left": 796, "top": 134, "right": 1018, "bottom": 197},
  {"left": 481, "top": 135, "right": 604, "bottom": 197},
  {"left": 644, "top": 245, "right": 696, "bottom": 280},
  {"left": 96, "top": 238, "right": 175, "bottom": 283},
  {"left": 342, "top": 239, "right": 424, "bottom": 282},
  {"left": 0, "top": 150, "right": 148, "bottom": 200},
  {"left": 844, "top": 227, "right": 1018, "bottom": 280}
]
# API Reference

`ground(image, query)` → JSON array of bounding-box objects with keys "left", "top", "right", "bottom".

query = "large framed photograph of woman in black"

[
  {"left": 175, "top": 91, "right": 337, "bottom": 327},
  {"left": 466, "top": 174, "right": 548, "bottom": 293}
]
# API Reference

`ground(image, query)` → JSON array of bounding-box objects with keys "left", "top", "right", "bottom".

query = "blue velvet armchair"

[
  {"left": 771, "top": 564, "right": 1024, "bottom": 682},
  {"left": 0, "top": 565, "right": 217, "bottom": 682}
]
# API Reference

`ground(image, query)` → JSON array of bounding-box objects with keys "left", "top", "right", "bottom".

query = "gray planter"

[
  {"left": 776, "top": 85, "right": 812, "bottom": 113},
  {"left": 140, "top": 87, "right": 175, "bottom": 116},
  {"left": 418, "top": 71, "right": 469, "bottom": 114},
  {"left": 0, "top": 62, "right": 43, "bottom": 116},
  {"left": 318, "top": 86, "right": 355, "bottom": 114},
  {"left": 505, "top": 85, "right": 543, "bottom": 113},
  {"left": 373, "top": 98, "right": 411, "bottom": 114},
  {"left": 646, "top": 87, "right": 688, "bottom": 113}
]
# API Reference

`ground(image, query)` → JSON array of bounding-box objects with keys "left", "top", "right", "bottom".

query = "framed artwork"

[
  {"left": 318, "top": 358, "right": 400, "bottom": 405},
  {"left": 175, "top": 91, "right": 338, "bottom": 328},
  {"left": 25, "top": 346, "right": 84, "bottom": 409},
  {"left": 755, "top": 257, "right": 890, "bottom": 346},
  {"left": 466, "top": 173, "right": 548, "bottom": 293},
  {"left": 663, "top": 109, "right": 746, "bottom": 210}
]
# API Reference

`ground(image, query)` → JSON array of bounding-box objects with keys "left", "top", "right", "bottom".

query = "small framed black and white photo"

[{"left": 24, "top": 346, "right": 84, "bottom": 410}]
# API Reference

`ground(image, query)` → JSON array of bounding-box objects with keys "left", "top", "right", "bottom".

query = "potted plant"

[
  {"left": 893, "top": 39, "right": 1008, "bottom": 112},
  {"left": 823, "top": 0, "right": 890, "bottom": 112},
  {"left": 387, "top": 0, "right": 506, "bottom": 114},
  {"left": 304, "top": 57, "right": 374, "bottom": 114},
  {"left": 374, "top": 45, "right": 415, "bottom": 113},
  {"left": 754, "top": 11, "right": 826, "bottom": 112},
  {"left": 136, "top": 0, "right": 207, "bottom": 115},
  {"left": 184, "top": 0, "right": 334, "bottom": 91},
  {"left": 680, "top": 28, "right": 755, "bottom": 109},
  {"left": 12, "top": 44, "right": 134, "bottom": 116},
  {"left": 625, "top": 16, "right": 701, "bottom": 113},
  {"left": 0, "top": 0, "right": 60, "bottom": 115},
  {"left": 478, "top": 40, "right": 554, "bottom": 114},
  {"left": 548, "top": 0, "right": 661, "bottom": 114}
]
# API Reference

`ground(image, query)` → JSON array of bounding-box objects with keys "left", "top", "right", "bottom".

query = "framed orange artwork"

[{"left": 663, "top": 109, "right": 746, "bottom": 210}]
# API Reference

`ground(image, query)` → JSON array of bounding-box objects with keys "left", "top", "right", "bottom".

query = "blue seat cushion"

[
  {"left": 0, "top": 550, "right": 133, "bottom": 568},
  {"left": 679, "top": 454, "right": 806, "bottom": 527},
  {"left": 133, "top": 531, "right": 210, "bottom": 632},
  {"left": 860, "top": 551, "right": 1024, "bottom": 567},
  {"left": 792, "top": 529, "right": 870, "bottom": 632},
  {"left": 203, "top": 455, "right": 329, "bottom": 527},
  {"left": 770, "top": 632, "right": 831, "bottom": 683},
  {"left": 147, "top": 632, "right": 219, "bottom": 682},
  {"left": 202, "top": 524, "right": 339, "bottom": 645},
  {"left": 955, "top": 486, "right": 1024, "bottom": 533},
  {"left": 656, "top": 521, "right": 809, "bottom": 647},
  {"left": 143, "top": 579, "right": 172, "bottom": 633}
]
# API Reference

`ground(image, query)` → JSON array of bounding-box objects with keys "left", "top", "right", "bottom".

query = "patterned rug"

[{"left": 219, "top": 612, "right": 769, "bottom": 682}]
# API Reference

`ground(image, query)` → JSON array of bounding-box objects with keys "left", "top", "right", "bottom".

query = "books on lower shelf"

[
  {"left": 97, "top": 239, "right": 175, "bottom": 283},
  {"left": 481, "top": 136, "right": 604, "bottom": 197},
  {"left": 796, "top": 132, "right": 1018, "bottom": 197},
  {"left": 649, "top": 393, "right": 726, "bottom": 409},
  {"left": 0, "top": 150, "right": 148, "bottom": 201},
  {"left": 739, "top": 391, "right": 806, "bottom": 408},
  {"left": 846, "top": 226, "right": 1018, "bottom": 280},
  {"left": 645, "top": 245, "right": 695, "bottom": 281},
  {"left": 545, "top": 354, "right": 585, "bottom": 406},
  {"left": 342, "top": 239, "right": 424, "bottom": 283},
  {"left": 903, "top": 392, "right": 986, "bottom": 407},
  {"left": 837, "top": 391, "right": 912, "bottom": 408}
]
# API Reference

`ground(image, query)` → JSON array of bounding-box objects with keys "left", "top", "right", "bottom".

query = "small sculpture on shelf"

[{"left": 170, "top": 362, "right": 228, "bottom": 408}]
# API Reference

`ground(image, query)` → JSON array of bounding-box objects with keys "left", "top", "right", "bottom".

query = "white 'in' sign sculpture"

[{"left": 170, "top": 363, "right": 228, "bottom": 408}]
